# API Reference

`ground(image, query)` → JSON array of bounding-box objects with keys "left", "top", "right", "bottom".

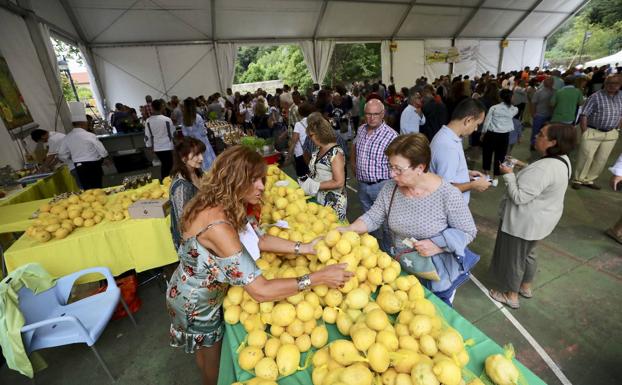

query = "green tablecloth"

[
  {"left": 0, "top": 166, "right": 78, "bottom": 207},
  {"left": 218, "top": 287, "right": 546, "bottom": 385}
]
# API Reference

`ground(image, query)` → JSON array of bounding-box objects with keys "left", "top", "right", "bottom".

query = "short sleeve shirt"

[
  {"left": 354, "top": 122, "right": 397, "bottom": 183},
  {"left": 430, "top": 126, "right": 471, "bottom": 203}
]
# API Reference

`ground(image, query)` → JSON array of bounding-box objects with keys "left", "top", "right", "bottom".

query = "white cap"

[{"left": 68, "top": 101, "right": 87, "bottom": 122}]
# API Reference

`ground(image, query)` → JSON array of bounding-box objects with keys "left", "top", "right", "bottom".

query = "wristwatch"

[
  {"left": 296, "top": 274, "right": 311, "bottom": 291},
  {"left": 294, "top": 241, "right": 302, "bottom": 255}
]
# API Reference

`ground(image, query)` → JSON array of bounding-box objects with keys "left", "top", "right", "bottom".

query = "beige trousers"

[{"left": 573, "top": 127, "right": 619, "bottom": 184}]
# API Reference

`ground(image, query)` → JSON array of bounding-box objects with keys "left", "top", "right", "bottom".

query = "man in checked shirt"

[
  {"left": 572, "top": 75, "right": 622, "bottom": 189},
  {"left": 350, "top": 98, "right": 398, "bottom": 251}
]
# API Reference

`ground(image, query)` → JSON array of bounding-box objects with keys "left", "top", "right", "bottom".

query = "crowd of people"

[
  {"left": 28, "top": 63, "right": 621, "bottom": 385},
  {"left": 153, "top": 64, "right": 621, "bottom": 385}
]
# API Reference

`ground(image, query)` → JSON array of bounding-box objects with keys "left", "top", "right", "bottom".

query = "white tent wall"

[
  {"left": 0, "top": 8, "right": 68, "bottom": 168},
  {"left": 453, "top": 40, "right": 502, "bottom": 78},
  {"left": 391, "top": 40, "right": 425, "bottom": 90},
  {"left": 501, "top": 39, "right": 545, "bottom": 73},
  {"left": 92, "top": 44, "right": 220, "bottom": 113}
]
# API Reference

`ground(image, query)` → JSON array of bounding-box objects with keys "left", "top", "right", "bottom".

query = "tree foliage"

[
  {"left": 234, "top": 43, "right": 381, "bottom": 91},
  {"left": 545, "top": 0, "right": 622, "bottom": 68},
  {"left": 51, "top": 37, "right": 83, "bottom": 65}
]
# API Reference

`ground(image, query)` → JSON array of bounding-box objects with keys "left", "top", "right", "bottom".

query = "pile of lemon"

[
  {"left": 25, "top": 177, "right": 172, "bottom": 243},
  {"left": 228, "top": 166, "right": 478, "bottom": 385}
]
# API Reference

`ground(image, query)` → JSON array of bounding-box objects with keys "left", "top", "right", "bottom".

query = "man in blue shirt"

[
  {"left": 430, "top": 98, "right": 491, "bottom": 203},
  {"left": 400, "top": 89, "right": 426, "bottom": 134}
]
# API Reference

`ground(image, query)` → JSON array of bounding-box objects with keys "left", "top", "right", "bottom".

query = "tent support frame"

[{"left": 15, "top": 0, "right": 73, "bottom": 133}]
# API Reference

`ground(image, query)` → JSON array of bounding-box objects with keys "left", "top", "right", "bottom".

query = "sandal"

[
  {"left": 489, "top": 290, "right": 520, "bottom": 309},
  {"left": 519, "top": 288, "right": 533, "bottom": 299}
]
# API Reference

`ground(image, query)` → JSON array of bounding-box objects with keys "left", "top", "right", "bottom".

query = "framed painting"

[{"left": 0, "top": 54, "right": 34, "bottom": 130}]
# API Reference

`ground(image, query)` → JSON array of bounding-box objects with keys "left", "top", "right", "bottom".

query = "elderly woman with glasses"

[{"left": 339, "top": 133, "right": 477, "bottom": 305}]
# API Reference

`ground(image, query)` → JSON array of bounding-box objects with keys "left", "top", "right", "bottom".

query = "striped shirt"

[
  {"left": 581, "top": 90, "right": 622, "bottom": 131},
  {"left": 354, "top": 122, "right": 397, "bottom": 183}
]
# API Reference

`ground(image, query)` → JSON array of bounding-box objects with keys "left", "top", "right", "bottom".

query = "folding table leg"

[
  {"left": 119, "top": 297, "right": 137, "bottom": 327},
  {"left": 90, "top": 345, "right": 115, "bottom": 383}
]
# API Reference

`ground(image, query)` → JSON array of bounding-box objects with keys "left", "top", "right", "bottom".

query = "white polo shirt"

[{"left": 145, "top": 115, "right": 175, "bottom": 152}]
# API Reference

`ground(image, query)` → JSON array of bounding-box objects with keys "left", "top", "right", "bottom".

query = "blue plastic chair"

[{"left": 18, "top": 267, "right": 137, "bottom": 382}]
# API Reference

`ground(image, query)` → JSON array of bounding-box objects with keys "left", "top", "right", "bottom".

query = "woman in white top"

[
  {"left": 286, "top": 103, "right": 314, "bottom": 177},
  {"left": 488, "top": 123, "right": 576, "bottom": 309},
  {"left": 481, "top": 89, "right": 518, "bottom": 176},
  {"left": 299, "top": 113, "right": 347, "bottom": 220}
]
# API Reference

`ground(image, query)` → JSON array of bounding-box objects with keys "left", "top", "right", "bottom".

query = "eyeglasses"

[
  {"left": 364, "top": 112, "right": 383, "bottom": 117},
  {"left": 388, "top": 163, "right": 413, "bottom": 175}
]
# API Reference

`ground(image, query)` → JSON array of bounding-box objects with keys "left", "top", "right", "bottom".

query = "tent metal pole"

[
  {"left": 453, "top": 0, "right": 486, "bottom": 39},
  {"left": 545, "top": 1, "right": 592, "bottom": 40},
  {"left": 15, "top": 0, "right": 74, "bottom": 133},
  {"left": 391, "top": 0, "right": 416, "bottom": 39},
  {"left": 497, "top": 44, "right": 504, "bottom": 74}
]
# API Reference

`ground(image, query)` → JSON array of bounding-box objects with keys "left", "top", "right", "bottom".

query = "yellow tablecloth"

[
  {"left": 0, "top": 166, "right": 79, "bottom": 207},
  {"left": 0, "top": 199, "right": 43, "bottom": 234},
  {"left": 4, "top": 215, "right": 178, "bottom": 280}
]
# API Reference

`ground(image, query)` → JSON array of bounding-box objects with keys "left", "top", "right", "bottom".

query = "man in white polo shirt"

[
  {"left": 145, "top": 99, "right": 175, "bottom": 178},
  {"left": 59, "top": 102, "right": 109, "bottom": 189}
]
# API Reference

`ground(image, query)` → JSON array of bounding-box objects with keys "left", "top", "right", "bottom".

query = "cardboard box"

[{"left": 128, "top": 199, "right": 169, "bottom": 219}]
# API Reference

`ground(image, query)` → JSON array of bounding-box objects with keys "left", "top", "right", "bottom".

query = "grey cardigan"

[{"left": 500, "top": 155, "right": 571, "bottom": 240}]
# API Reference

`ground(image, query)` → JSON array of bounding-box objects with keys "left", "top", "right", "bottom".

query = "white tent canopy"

[
  {"left": 0, "top": 0, "right": 589, "bottom": 168},
  {"left": 585, "top": 50, "right": 622, "bottom": 68}
]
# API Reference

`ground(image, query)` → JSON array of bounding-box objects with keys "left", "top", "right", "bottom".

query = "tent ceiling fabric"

[{"left": 42, "top": 0, "right": 588, "bottom": 44}]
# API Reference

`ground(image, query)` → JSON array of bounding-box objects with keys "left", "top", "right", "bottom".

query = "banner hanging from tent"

[
  {"left": 0, "top": 54, "right": 34, "bottom": 131},
  {"left": 424, "top": 46, "right": 478, "bottom": 64}
]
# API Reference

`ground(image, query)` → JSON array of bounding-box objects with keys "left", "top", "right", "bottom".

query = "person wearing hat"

[{"left": 59, "top": 102, "right": 109, "bottom": 189}]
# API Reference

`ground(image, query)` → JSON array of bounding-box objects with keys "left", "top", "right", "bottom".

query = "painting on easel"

[{"left": 0, "top": 54, "right": 33, "bottom": 131}]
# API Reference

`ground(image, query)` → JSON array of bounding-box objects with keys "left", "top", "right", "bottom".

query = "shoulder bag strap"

[
  {"left": 146, "top": 122, "right": 154, "bottom": 146},
  {"left": 385, "top": 184, "right": 398, "bottom": 254},
  {"left": 542, "top": 155, "right": 570, "bottom": 180},
  {"left": 165, "top": 120, "right": 172, "bottom": 141}
]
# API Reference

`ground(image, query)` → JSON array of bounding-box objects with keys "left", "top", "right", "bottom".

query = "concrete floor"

[{"left": 1, "top": 127, "right": 621, "bottom": 385}]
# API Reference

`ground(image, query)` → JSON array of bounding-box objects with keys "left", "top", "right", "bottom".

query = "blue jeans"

[
  {"left": 358, "top": 180, "right": 391, "bottom": 252},
  {"left": 531, "top": 114, "right": 550, "bottom": 145}
]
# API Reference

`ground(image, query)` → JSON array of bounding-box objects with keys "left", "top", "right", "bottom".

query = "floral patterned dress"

[
  {"left": 308, "top": 145, "right": 348, "bottom": 221},
  {"left": 166, "top": 219, "right": 261, "bottom": 353}
]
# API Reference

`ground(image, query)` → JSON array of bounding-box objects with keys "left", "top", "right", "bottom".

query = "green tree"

[
  {"left": 546, "top": 0, "right": 622, "bottom": 68},
  {"left": 327, "top": 43, "right": 380, "bottom": 86},
  {"left": 233, "top": 43, "right": 380, "bottom": 92}
]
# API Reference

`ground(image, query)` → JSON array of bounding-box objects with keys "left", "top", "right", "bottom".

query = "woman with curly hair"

[{"left": 165, "top": 145, "right": 353, "bottom": 385}]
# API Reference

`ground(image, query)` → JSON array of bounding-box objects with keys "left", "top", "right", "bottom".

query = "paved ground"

[{"left": 1, "top": 127, "right": 621, "bottom": 385}]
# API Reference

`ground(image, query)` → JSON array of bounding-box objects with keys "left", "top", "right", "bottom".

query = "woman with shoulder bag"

[
  {"left": 299, "top": 112, "right": 347, "bottom": 220},
  {"left": 338, "top": 134, "right": 477, "bottom": 305},
  {"left": 488, "top": 123, "right": 576, "bottom": 309}
]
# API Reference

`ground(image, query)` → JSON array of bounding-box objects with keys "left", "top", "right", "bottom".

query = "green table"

[
  {"left": 218, "top": 287, "right": 546, "bottom": 385},
  {"left": 0, "top": 166, "right": 78, "bottom": 207}
]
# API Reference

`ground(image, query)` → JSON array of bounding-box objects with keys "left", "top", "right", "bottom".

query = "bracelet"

[
  {"left": 296, "top": 274, "right": 311, "bottom": 291},
  {"left": 294, "top": 241, "right": 302, "bottom": 255}
]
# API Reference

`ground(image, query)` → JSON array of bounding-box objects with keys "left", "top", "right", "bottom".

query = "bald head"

[{"left": 364, "top": 99, "right": 385, "bottom": 129}]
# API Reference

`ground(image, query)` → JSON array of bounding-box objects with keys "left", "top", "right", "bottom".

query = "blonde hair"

[
  {"left": 182, "top": 145, "right": 266, "bottom": 232},
  {"left": 306, "top": 112, "right": 336, "bottom": 144}
]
